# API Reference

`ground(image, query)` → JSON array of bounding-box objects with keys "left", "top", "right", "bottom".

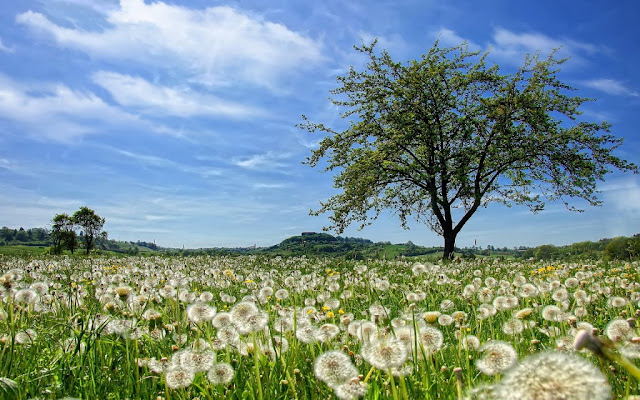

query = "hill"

[{"left": 1, "top": 225, "right": 639, "bottom": 261}]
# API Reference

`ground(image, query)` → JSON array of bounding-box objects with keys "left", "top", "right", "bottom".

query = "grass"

[{"left": 0, "top": 255, "right": 639, "bottom": 399}]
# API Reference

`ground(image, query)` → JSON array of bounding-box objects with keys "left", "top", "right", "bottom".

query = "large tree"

[
  {"left": 301, "top": 41, "right": 637, "bottom": 259},
  {"left": 72, "top": 207, "right": 106, "bottom": 255}
]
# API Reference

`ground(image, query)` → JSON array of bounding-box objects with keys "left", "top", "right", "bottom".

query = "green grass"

[{"left": 0, "top": 255, "right": 638, "bottom": 399}]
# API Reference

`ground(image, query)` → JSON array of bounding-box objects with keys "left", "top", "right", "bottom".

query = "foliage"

[
  {"left": 301, "top": 41, "right": 638, "bottom": 259},
  {"left": 71, "top": 206, "right": 106, "bottom": 255},
  {"left": 50, "top": 213, "right": 77, "bottom": 254}
]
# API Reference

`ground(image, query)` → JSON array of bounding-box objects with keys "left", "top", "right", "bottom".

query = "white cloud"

[
  {"left": 600, "top": 178, "right": 640, "bottom": 214},
  {"left": 431, "top": 27, "right": 599, "bottom": 67},
  {"left": 17, "top": 0, "right": 324, "bottom": 88},
  {"left": 433, "top": 28, "right": 480, "bottom": 50},
  {"left": 582, "top": 78, "right": 639, "bottom": 97},
  {"left": 253, "top": 183, "right": 288, "bottom": 190},
  {"left": 490, "top": 28, "right": 598, "bottom": 65},
  {"left": 233, "top": 151, "right": 291, "bottom": 171},
  {"left": 0, "top": 37, "right": 13, "bottom": 53},
  {"left": 109, "top": 147, "right": 223, "bottom": 178},
  {"left": 0, "top": 74, "right": 176, "bottom": 142},
  {"left": 92, "top": 71, "right": 262, "bottom": 118}
]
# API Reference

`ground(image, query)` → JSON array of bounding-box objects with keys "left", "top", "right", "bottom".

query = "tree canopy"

[
  {"left": 72, "top": 206, "right": 106, "bottom": 255},
  {"left": 301, "top": 41, "right": 637, "bottom": 259}
]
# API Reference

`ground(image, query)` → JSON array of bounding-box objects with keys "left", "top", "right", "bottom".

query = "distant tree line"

[
  {"left": 0, "top": 227, "right": 49, "bottom": 245},
  {"left": 2, "top": 219, "right": 639, "bottom": 261},
  {"left": 520, "top": 235, "right": 640, "bottom": 261}
]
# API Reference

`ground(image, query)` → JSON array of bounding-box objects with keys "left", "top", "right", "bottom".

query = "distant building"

[{"left": 301, "top": 231, "right": 316, "bottom": 236}]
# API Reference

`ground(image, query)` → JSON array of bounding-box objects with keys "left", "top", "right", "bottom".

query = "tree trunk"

[{"left": 443, "top": 232, "right": 457, "bottom": 260}]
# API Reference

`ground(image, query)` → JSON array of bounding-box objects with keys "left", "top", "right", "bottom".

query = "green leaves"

[{"left": 301, "top": 40, "right": 638, "bottom": 258}]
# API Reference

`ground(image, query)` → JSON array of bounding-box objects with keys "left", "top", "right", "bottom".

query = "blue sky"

[{"left": 0, "top": 0, "right": 639, "bottom": 249}]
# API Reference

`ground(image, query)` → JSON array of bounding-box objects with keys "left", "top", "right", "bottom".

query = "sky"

[{"left": 0, "top": 0, "right": 639, "bottom": 249}]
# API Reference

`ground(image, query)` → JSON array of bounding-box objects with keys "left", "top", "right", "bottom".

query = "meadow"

[{"left": 0, "top": 255, "right": 639, "bottom": 399}]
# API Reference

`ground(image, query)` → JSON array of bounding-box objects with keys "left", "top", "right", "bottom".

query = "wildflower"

[
  {"left": 15, "top": 329, "right": 37, "bottom": 345},
  {"left": 552, "top": 288, "right": 569, "bottom": 302},
  {"left": 199, "top": 291, "right": 214, "bottom": 302},
  {"left": 502, "top": 319, "right": 524, "bottom": 336},
  {"left": 176, "top": 350, "right": 216, "bottom": 372},
  {"left": 14, "top": 288, "right": 39, "bottom": 305},
  {"left": 230, "top": 301, "right": 259, "bottom": 326},
  {"left": 236, "top": 310, "right": 268, "bottom": 335},
  {"left": 514, "top": 308, "right": 534, "bottom": 319},
  {"left": 212, "top": 312, "right": 233, "bottom": 328},
  {"left": 476, "top": 341, "right": 517, "bottom": 375},
  {"left": 422, "top": 311, "right": 441, "bottom": 324},
  {"left": 438, "top": 314, "right": 454, "bottom": 326},
  {"left": 314, "top": 350, "right": 359, "bottom": 388},
  {"left": 419, "top": 325, "right": 444, "bottom": 355},
  {"left": 217, "top": 325, "right": 240, "bottom": 345},
  {"left": 440, "top": 299, "right": 455, "bottom": 311},
  {"left": 356, "top": 321, "right": 378, "bottom": 343},
  {"left": 607, "top": 296, "right": 628, "bottom": 308},
  {"left": 296, "top": 325, "right": 318, "bottom": 344},
  {"left": 142, "top": 309, "right": 163, "bottom": 321},
  {"left": 492, "top": 351, "right": 611, "bottom": 400},
  {"left": 29, "top": 281, "right": 49, "bottom": 296},
  {"left": 165, "top": 366, "right": 194, "bottom": 389},
  {"left": 606, "top": 319, "right": 634, "bottom": 342},
  {"left": 541, "top": 305, "right": 565, "bottom": 322},
  {"left": 207, "top": 363, "right": 235, "bottom": 385},
  {"left": 518, "top": 283, "right": 538, "bottom": 298},
  {"left": 316, "top": 323, "right": 341, "bottom": 342},
  {"left": 362, "top": 336, "right": 408, "bottom": 370},
  {"left": 334, "top": 377, "right": 368, "bottom": 399},
  {"left": 462, "top": 335, "right": 481, "bottom": 351}
]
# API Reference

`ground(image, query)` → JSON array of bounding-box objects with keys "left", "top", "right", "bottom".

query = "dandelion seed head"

[
  {"left": 14, "top": 288, "right": 39, "bottom": 305},
  {"left": 502, "top": 319, "right": 524, "bottom": 336},
  {"left": 362, "top": 336, "right": 408, "bottom": 370},
  {"left": 492, "top": 351, "right": 611, "bottom": 400},
  {"left": 438, "top": 314, "right": 454, "bottom": 326},
  {"left": 476, "top": 341, "right": 517, "bottom": 375},
  {"left": 315, "top": 350, "right": 358, "bottom": 388},
  {"left": 606, "top": 319, "right": 634, "bottom": 342},
  {"left": 165, "top": 366, "right": 194, "bottom": 389},
  {"left": 334, "top": 377, "right": 368, "bottom": 400},
  {"left": 207, "top": 362, "right": 235, "bottom": 385},
  {"left": 419, "top": 325, "right": 444, "bottom": 355}
]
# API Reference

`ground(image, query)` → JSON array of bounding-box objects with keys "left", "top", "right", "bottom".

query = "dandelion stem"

[{"left": 363, "top": 366, "right": 375, "bottom": 383}]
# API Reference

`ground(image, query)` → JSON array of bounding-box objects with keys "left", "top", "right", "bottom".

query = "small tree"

[
  {"left": 301, "top": 41, "right": 638, "bottom": 259},
  {"left": 51, "top": 213, "right": 77, "bottom": 254},
  {"left": 72, "top": 207, "right": 106, "bottom": 255}
]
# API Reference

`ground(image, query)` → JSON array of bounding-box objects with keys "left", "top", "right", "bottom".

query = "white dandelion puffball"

[{"left": 492, "top": 351, "right": 611, "bottom": 400}]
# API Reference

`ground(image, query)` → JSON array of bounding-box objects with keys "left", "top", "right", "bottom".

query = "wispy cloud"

[
  {"left": 600, "top": 178, "right": 640, "bottom": 214},
  {"left": 0, "top": 37, "right": 13, "bottom": 53},
  {"left": 253, "top": 183, "right": 288, "bottom": 190},
  {"left": 92, "top": 71, "right": 264, "bottom": 118},
  {"left": 0, "top": 74, "right": 176, "bottom": 142},
  {"left": 433, "top": 28, "right": 481, "bottom": 50},
  {"left": 490, "top": 28, "right": 599, "bottom": 65},
  {"left": 109, "top": 147, "right": 223, "bottom": 178},
  {"left": 17, "top": 0, "right": 324, "bottom": 89},
  {"left": 232, "top": 151, "right": 291, "bottom": 171},
  {"left": 582, "top": 78, "right": 639, "bottom": 97},
  {"left": 431, "top": 27, "right": 599, "bottom": 66}
]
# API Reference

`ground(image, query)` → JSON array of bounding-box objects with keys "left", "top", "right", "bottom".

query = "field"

[{"left": 0, "top": 255, "right": 639, "bottom": 399}]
